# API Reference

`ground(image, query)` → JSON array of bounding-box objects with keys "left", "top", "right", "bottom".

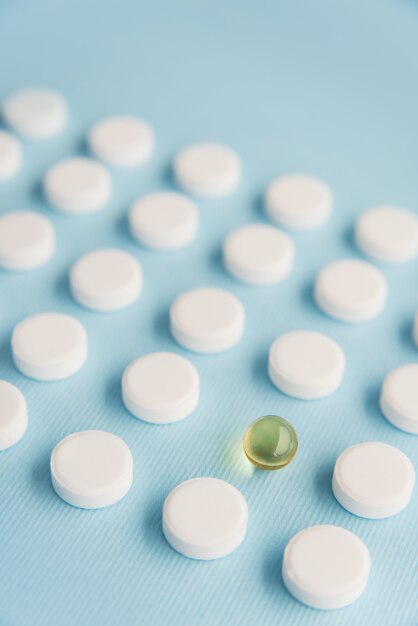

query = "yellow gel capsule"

[{"left": 243, "top": 415, "right": 298, "bottom": 470}]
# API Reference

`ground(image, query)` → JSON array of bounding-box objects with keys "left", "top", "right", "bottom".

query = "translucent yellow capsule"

[{"left": 243, "top": 415, "right": 298, "bottom": 470}]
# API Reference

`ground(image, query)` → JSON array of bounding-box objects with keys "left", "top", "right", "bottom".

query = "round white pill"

[
  {"left": 0, "top": 380, "right": 28, "bottom": 451},
  {"left": 12, "top": 313, "right": 87, "bottom": 381},
  {"left": 268, "top": 330, "right": 345, "bottom": 400},
  {"left": 380, "top": 364, "right": 418, "bottom": 434},
  {"left": 51, "top": 430, "right": 133, "bottom": 509},
  {"left": 44, "top": 157, "right": 111, "bottom": 215},
  {"left": 163, "top": 477, "right": 248, "bottom": 560},
  {"left": 70, "top": 248, "right": 142, "bottom": 312},
  {"left": 265, "top": 174, "right": 333, "bottom": 230},
  {"left": 88, "top": 115, "right": 154, "bottom": 168},
  {"left": 355, "top": 206, "right": 418, "bottom": 265},
  {"left": 315, "top": 258, "right": 387, "bottom": 323},
  {"left": 0, "top": 210, "right": 55, "bottom": 271},
  {"left": 174, "top": 142, "right": 241, "bottom": 197},
  {"left": 170, "top": 287, "right": 244, "bottom": 353},
  {"left": 129, "top": 192, "right": 198, "bottom": 250},
  {"left": 3, "top": 88, "right": 68, "bottom": 139},
  {"left": 0, "top": 130, "right": 22, "bottom": 182},
  {"left": 223, "top": 223, "right": 294, "bottom": 286},
  {"left": 282, "top": 525, "right": 371, "bottom": 610},
  {"left": 122, "top": 352, "right": 199, "bottom": 424},
  {"left": 333, "top": 442, "right": 415, "bottom": 519}
]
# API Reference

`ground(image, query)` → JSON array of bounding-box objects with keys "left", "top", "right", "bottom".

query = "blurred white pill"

[
  {"left": 0, "top": 380, "right": 28, "bottom": 451},
  {"left": 0, "top": 130, "right": 22, "bottom": 182},
  {"left": 12, "top": 313, "right": 87, "bottom": 381},
  {"left": 170, "top": 287, "right": 244, "bottom": 353},
  {"left": 315, "top": 258, "right": 387, "bottom": 323},
  {"left": 355, "top": 206, "right": 418, "bottom": 265},
  {"left": 70, "top": 248, "right": 142, "bottom": 312},
  {"left": 174, "top": 142, "right": 241, "bottom": 197},
  {"left": 51, "top": 430, "right": 133, "bottom": 508},
  {"left": 88, "top": 115, "right": 154, "bottom": 168},
  {"left": 130, "top": 192, "right": 198, "bottom": 250},
  {"left": 44, "top": 157, "right": 111, "bottom": 215},
  {"left": 265, "top": 174, "right": 333, "bottom": 230},
  {"left": 223, "top": 223, "right": 294, "bottom": 285},
  {"left": 3, "top": 88, "right": 68, "bottom": 139},
  {"left": 0, "top": 210, "right": 55, "bottom": 270}
]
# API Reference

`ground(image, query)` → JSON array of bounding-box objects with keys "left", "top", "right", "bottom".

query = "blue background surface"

[{"left": 0, "top": 0, "right": 417, "bottom": 624}]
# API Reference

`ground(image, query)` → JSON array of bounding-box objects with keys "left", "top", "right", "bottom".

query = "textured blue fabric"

[{"left": 0, "top": 1, "right": 417, "bottom": 624}]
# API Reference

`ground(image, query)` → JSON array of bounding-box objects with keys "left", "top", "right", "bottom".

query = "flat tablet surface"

[
  {"left": 223, "top": 223, "right": 294, "bottom": 285},
  {"left": 0, "top": 210, "right": 55, "bottom": 270},
  {"left": 174, "top": 143, "right": 241, "bottom": 197},
  {"left": 122, "top": 351, "right": 199, "bottom": 423},
  {"left": 44, "top": 157, "right": 111, "bottom": 214},
  {"left": 130, "top": 192, "right": 198, "bottom": 250},
  {"left": 70, "top": 248, "right": 142, "bottom": 311},
  {"left": 88, "top": 116, "right": 154, "bottom": 168},
  {"left": 265, "top": 174, "right": 333, "bottom": 230},
  {"left": 282, "top": 525, "right": 371, "bottom": 609},
  {"left": 170, "top": 287, "right": 244, "bottom": 353},
  {"left": 1, "top": 2, "right": 417, "bottom": 625},
  {"left": 2, "top": 87, "right": 68, "bottom": 139},
  {"left": 333, "top": 442, "right": 415, "bottom": 518},
  {"left": 315, "top": 259, "right": 387, "bottom": 322},
  {"left": 51, "top": 430, "right": 133, "bottom": 508},
  {"left": 355, "top": 206, "right": 418, "bottom": 264},
  {"left": 12, "top": 313, "right": 88, "bottom": 381},
  {"left": 268, "top": 330, "right": 345, "bottom": 399},
  {"left": 163, "top": 477, "right": 248, "bottom": 559}
]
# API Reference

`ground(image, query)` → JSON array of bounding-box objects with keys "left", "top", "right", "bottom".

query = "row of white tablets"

[
  {"left": 0, "top": 366, "right": 410, "bottom": 518},
  {"left": 49, "top": 433, "right": 415, "bottom": 519},
  {"left": 41, "top": 141, "right": 239, "bottom": 210},
  {"left": 46, "top": 430, "right": 414, "bottom": 610},
  {"left": 0, "top": 210, "right": 404, "bottom": 341},
  {"left": 0, "top": 211, "right": 400, "bottom": 329},
  {"left": 0, "top": 88, "right": 154, "bottom": 178},
  {"left": 1, "top": 267, "right": 417, "bottom": 422},
  {"left": 2, "top": 192, "right": 417, "bottom": 287},
  {"left": 2, "top": 88, "right": 418, "bottom": 262},
  {"left": 1, "top": 312, "right": 417, "bottom": 451},
  {"left": 0, "top": 423, "right": 391, "bottom": 609},
  {"left": 0, "top": 205, "right": 412, "bottom": 336}
]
